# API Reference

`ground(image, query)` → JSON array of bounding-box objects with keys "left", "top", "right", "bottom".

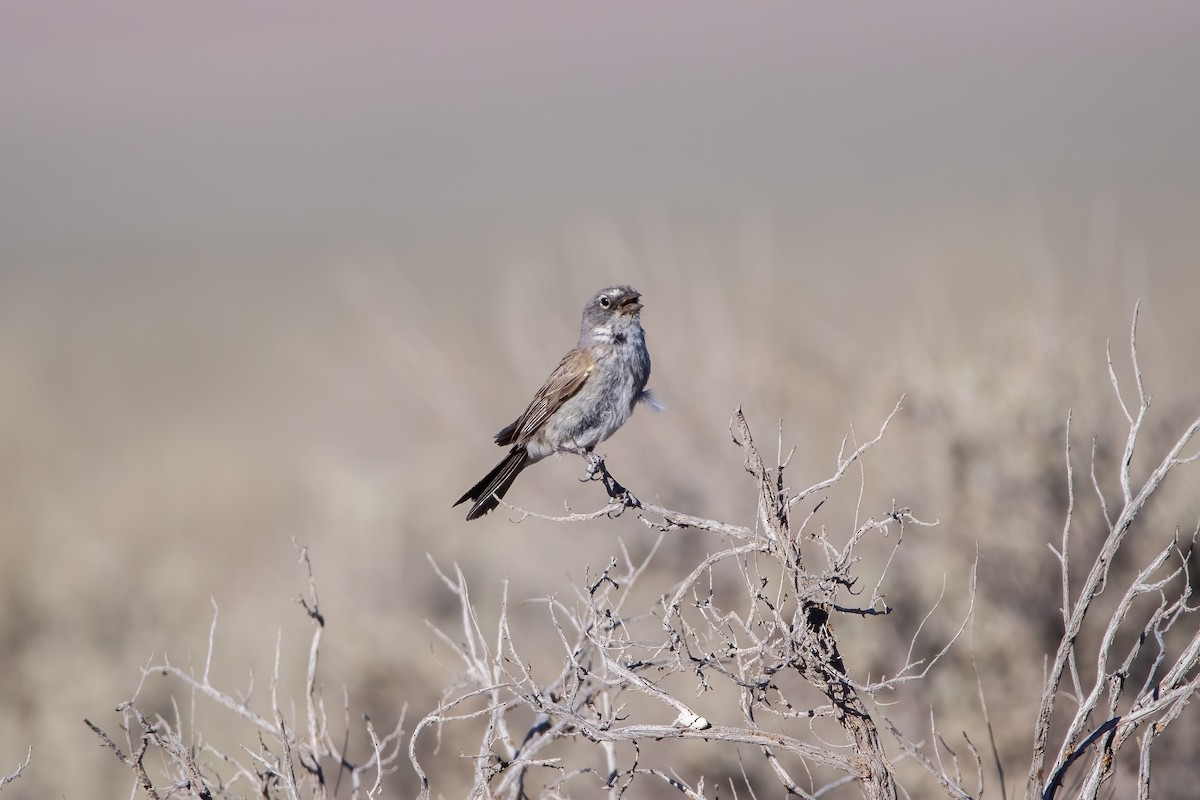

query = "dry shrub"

[{"left": 74, "top": 308, "right": 1200, "bottom": 799}]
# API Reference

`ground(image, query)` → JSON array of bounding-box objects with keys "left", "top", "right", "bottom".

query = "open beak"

[{"left": 617, "top": 292, "right": 643, "bottom": 315}]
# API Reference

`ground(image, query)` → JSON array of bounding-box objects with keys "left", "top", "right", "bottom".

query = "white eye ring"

[{"left": 599, "top": 296, "right": 612, "bottom": 308}]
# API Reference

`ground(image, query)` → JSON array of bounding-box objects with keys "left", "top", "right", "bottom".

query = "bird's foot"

[
  {"left": 579, "top": 451, "right": 640, "bottom": 510},
  {"left": 581, "top": 450, "right": 605, "bottom": 480}
]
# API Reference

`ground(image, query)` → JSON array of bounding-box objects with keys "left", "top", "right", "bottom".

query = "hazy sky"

[{"left": 3, "top": 2, "right": 1199, "bottom": 275}]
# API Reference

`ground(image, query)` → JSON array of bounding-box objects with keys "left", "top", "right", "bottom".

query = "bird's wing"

[{"left": 495, "top": 347, "right": 595, "bottom": 446}]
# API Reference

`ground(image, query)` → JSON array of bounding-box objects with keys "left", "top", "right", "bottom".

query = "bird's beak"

[{"left": 617, "top": 293, "right": 643, "bottom": 315}]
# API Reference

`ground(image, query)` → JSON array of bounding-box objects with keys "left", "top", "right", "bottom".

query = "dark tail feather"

[{"left": 454, "top": 447, "right": 529, "bottom": 520}]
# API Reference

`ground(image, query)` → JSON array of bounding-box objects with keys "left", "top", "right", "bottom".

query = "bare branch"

[
  {"left": 1028, "top": 304, "right": 1200, "bottom": 799},
  {"left": 0, "top": 748, "right": 31, "bottom": 794},
  {"left": 88, "top": 550, "right": 404, "bottom": 799}
]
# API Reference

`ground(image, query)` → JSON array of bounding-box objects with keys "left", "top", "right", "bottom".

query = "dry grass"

[{"left": 2, "top": 221, "right": 1199, "bottom": 797}]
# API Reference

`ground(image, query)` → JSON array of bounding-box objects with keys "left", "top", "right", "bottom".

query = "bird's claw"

[
  {"left": 578, "top": 451, "right": 640, "bottom": 509},
  {"left": 581, "top": 451, "right": 605, "bottom": 481}
]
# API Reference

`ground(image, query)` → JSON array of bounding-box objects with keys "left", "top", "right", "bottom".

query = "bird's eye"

[{"left": 599, "top": 296, "right": 612, "bottom": 308}]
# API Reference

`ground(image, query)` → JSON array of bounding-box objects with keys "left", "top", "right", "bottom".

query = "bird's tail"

[{"left": 454, "top": 447, "right": 529, "bottom": 520}]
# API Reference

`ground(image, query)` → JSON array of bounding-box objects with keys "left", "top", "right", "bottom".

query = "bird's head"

[{"left": 580, "top": 285, "right": 643, "bottom": 342}]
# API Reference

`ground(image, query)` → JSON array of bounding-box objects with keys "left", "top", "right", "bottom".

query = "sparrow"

[{"left": 455, "top": 285, "right": 655, "bottom": 520}]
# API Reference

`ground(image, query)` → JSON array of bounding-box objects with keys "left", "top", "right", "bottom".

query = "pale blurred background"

[{"left": 3, "top": 2, "right": 1200, "bottom": 797}]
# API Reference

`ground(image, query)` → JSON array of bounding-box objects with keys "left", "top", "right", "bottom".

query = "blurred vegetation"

[{"left": 1, "top": 225, "right": 1198, "bottom": 796}]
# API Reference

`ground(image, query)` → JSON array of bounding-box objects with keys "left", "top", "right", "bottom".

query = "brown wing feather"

[{"left": 495, "top": 348, "right": 594, "bottom": 446}]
